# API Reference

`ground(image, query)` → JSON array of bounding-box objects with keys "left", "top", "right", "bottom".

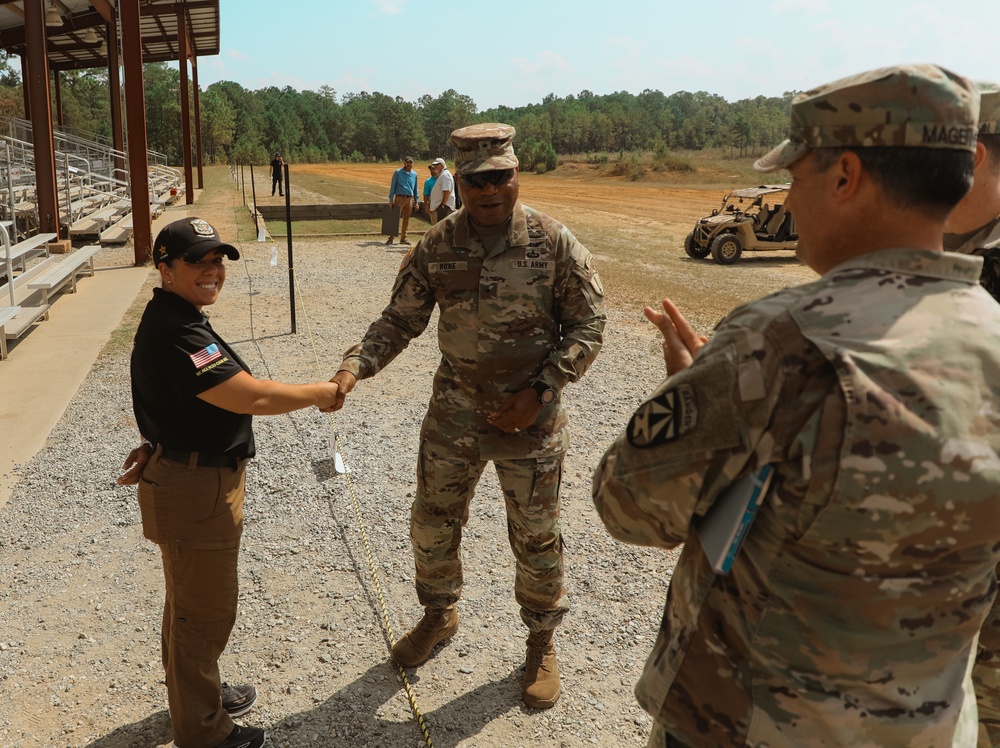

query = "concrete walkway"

[{"left": 0, "top": 203, "right": 195, "bottom": 508}]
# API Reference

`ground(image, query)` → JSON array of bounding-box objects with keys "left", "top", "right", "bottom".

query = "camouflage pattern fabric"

[
  {"left": 412, "top": 439, "right": 567, "bottom": 631},
  {"left": 593, "top": 249, "right": 1000, "bottom": 747},
  {"left": 756, "top": 64, "right": 979, "bottom": 173},
  {"left": 339, "top": 202, "right": 604, "bottom": 625},
  {"left": 948, "top": 219, "right": 1000, "bottom": 302},
  {"left": 339, "top": 202, "right": 605, "bottom": 462},
  {"left": 976, "top": 82, "right": 1000, "bottom": 135},
  {"left": 948, "top": 218, "right": 1000, "bottom": 748},
  {"left": 450, "top": 123, "right": 519, "bottom": 175}
]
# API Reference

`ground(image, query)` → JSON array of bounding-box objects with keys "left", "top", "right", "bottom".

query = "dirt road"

[{"left": 279, "top": 163, "right": 815, "bottom": 335}]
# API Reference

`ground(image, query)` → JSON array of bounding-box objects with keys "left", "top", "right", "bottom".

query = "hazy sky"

[{"left": 200, "top": 0, "right": 996, "bottom": 109}]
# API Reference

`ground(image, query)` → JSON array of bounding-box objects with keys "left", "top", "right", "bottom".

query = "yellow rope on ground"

[{"left": 234, "top": 214, "right": 435, "bottom": 748}]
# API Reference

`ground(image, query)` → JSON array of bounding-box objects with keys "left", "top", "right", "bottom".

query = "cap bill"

[{"left": 754, "top": 140, "right": 810, "bottom": 173}]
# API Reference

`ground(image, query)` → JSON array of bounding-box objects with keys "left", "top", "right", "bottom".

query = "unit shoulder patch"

[{"left": 627, "top": 384, "right": 698, "bottom": 448}]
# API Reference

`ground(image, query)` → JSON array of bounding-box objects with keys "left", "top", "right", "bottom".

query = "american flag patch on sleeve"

[{"left": 189, "top": 343, "right": 223, "bottom": 369}]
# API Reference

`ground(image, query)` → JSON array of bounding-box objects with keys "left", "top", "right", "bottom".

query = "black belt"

[{"left": 158, "top": 447, "right": 242, "bottom": 469}]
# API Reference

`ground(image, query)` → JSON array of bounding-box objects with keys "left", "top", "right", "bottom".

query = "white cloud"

[
  {"left": 206, "top": 58, "right": 227, "bottom": 78},
  {"left": 371, "top": 0, "right": 407, "bottom": 15},
  {"left": 226, "top": 48, "right": 249, "bottom": 62},
  {"left": 771, "top": 0, "right": 828, "bottom": 11},
  {"left": 510, "top": 51, "right": 572, "bottom": 78}
]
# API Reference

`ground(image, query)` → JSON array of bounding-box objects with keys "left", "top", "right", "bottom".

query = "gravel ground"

[
  {"left": 0, "top": 192, "right": 807, "bottom": 747},
  {"left": 0, "top": 178, "right": 812, "bottom": 748}
]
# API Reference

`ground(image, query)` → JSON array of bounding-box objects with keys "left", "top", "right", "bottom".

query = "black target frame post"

[
  {"left": 249, "top": 163, "right": 258, "bottom": 235},
  {"left": 284, "top": 162, "right": 296, "bottom": 333}
]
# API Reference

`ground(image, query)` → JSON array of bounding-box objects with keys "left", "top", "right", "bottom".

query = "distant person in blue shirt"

[
  {"left": 387, "top": 157, "right": 418, "bottom": 245},
  {"left": 423, "top": 163, "right": 439, "bottom": 224}
]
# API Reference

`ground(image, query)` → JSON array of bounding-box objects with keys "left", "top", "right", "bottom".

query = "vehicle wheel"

[
  {"left": 710, "top": 233, "right": 743, "bottom": 265},
  {"left": 684, "top": 232, "right": 710, "bottom": 259}
]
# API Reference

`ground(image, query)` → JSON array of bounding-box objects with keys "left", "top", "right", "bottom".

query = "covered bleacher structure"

[
  {"left": 0, "top": 0, "right": 220, "bottom": 357},
  {"left": 0, "top": 0, "right": 220, "bottom": 264}
]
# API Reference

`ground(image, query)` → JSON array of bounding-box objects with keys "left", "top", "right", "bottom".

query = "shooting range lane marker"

[{"left": 231, "top": 200, "right": 435, "bottom": 748}]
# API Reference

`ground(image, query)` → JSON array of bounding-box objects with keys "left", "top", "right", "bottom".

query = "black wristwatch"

[{"left": 530, "top": 380, "right": 556, "bottom": 405}]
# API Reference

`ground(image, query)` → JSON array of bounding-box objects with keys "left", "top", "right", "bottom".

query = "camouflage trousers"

[
  {"left": 410, "top": 439, "right": 568, "bottom": 633},
  {"left": 974, "top": 570, "right": 1000, "bottom": 747},
  {"left": 647, "top": 721, "right": 691, "bottom": 748}
]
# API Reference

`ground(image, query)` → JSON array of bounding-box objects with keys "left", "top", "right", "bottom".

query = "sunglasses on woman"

[{"left": 460, "top": 169, "right": 515, "bottom": 189}]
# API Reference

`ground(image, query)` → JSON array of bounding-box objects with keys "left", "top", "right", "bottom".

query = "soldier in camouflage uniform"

[
  {"left": 945, "top": 84, "right": 1000, "bottom": 300},
  {"left": 592, "top": 65, "right": 998, "bottom": 747},
  {"left": 331, "top": 123, "right": 605, "bottom": 708},
  {"left": 942, "top": 83, "right": 1000, "bottom": 747}
]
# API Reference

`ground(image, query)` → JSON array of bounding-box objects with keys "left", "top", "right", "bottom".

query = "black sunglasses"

[{"left": 460, "top": 169, "right": 514, "bottom": 189}]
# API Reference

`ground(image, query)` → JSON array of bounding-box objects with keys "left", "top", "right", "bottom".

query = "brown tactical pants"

[
  {"left": 410, "top": 439, "right": 568, "bottom": 632},
  {"left": 393, "top": 195, "right": 414, "bottom": 241},
  {"left": 138, "top": 448, "right": 246, "bottom": 748}
]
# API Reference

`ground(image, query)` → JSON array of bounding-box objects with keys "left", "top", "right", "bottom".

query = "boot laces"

[
  {"left": 526, "top": 642, "right": 553, "bottom": 672},
  {"left": 415, "top": 608, "right": 447, "bottom": 634}
]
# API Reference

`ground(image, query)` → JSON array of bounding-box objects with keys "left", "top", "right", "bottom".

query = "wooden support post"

[
  {"left": 24, "top": 0, "right": 61, "bottom": 238},
  {"left": 192, "top": 57, "right": 204, "bottom": 190},
  {"left": 107, "top": 16, "right": 125, "bottom": 177},
  {"left": 177, "top": 7, "right": 194, "bottom": 205},
  {"left": 120, "top": 0, "right": 152, "bottom": 264},
  {"left": 53, "top": 71, "right": 64, "bottom": 128}
]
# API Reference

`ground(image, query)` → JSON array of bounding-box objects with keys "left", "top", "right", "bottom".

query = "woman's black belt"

[{"left": 158, "top": 447, "right": 242, "bottom": 469}]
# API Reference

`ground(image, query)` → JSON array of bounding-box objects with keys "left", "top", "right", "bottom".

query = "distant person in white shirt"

[{"left": 429, "top": 158, "right": 456, "bottom": 220}]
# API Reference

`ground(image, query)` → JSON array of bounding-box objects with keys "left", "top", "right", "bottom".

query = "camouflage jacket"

[
  {"left": 339, "top": 203, "right": 605, "bottom": 460},
  {"left": 593, "top": 249, "right": 1000, "bottom": 747},
  {"left": 946, "top": 219, "right": 1000, "bottom": 747},
  {"left": 947, "top": 217, "right": 1000, "bottom": 303}
]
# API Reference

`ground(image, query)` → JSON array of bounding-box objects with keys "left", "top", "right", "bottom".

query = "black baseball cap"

[{"left": 152, "top": 218, "right": 240, "bottom": 266}]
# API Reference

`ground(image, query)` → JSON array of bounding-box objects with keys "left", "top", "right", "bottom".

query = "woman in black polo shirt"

[{"left": 117, "top": 217, "right": 340, "bottom": 748}]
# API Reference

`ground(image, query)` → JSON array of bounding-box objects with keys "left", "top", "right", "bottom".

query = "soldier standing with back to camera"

[
  {"left": 942, "top": 82, "right": 1000, "bottom": 747},
  {"left": 945, "top": 83, "right": 1000, "bottom": 295},
  {"left": 593, "top": 65, "right": 1000, "bottom": 747},
  {"left": 330, "top": 123, "right": 605, "bottom": 708}
]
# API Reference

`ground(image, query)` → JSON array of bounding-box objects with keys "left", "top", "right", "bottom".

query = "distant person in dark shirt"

[{"left": 270, "top": 153, "right": 284, "bottom": 197}]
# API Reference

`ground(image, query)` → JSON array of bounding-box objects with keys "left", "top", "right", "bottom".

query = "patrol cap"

[
  {"left": 451, "top": 123, "right": 519, "bottom": 175},
  {"left": 977, "top": 82, "right": 1000, "bottom": 135},
  {"left": 755, "top": 63, "right": 979, "bottom": 173},
  {"left": 152, "top": 218, "right": 240, "bottom": 266}
]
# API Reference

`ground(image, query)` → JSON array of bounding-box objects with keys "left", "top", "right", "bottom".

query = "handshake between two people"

[{"left": 324, "top": 370, "right": 544, "bottom": 433}]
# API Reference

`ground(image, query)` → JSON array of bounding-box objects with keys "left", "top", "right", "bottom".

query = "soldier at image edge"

[
  {"left": 592, "top": 64, "right": 1000, "bottom": 747},
  {"left": 942, "top": 81, "right": 1000, "bottom": 748},
  {"left": 944, "top": 83, "right": 1000, "bottom": 294},
  {"left": 329, "top": 122, "right": 606, "bottom": 708}
]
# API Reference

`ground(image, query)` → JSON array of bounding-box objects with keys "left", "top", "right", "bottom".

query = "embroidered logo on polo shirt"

[
  {"left": 190, "top": 343, "right": 223, "bottom": 369},
  {"left": 627, "top": 384, "right": 698, "bottom": 448}
]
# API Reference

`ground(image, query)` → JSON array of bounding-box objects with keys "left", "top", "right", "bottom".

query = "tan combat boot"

[
  {"left": 391, "top": 606, "right": 459, "bottom": 667},
  {"left": 522, "top": 629, "right": 561, "bottom": 708}
]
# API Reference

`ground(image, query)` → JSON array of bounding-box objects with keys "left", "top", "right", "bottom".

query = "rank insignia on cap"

[
  {"left": 190, "top": 219, "right": 215, "bottom": 236},
  {"left": 627, "top": 384, "right": 698, "bottom": 448}
]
